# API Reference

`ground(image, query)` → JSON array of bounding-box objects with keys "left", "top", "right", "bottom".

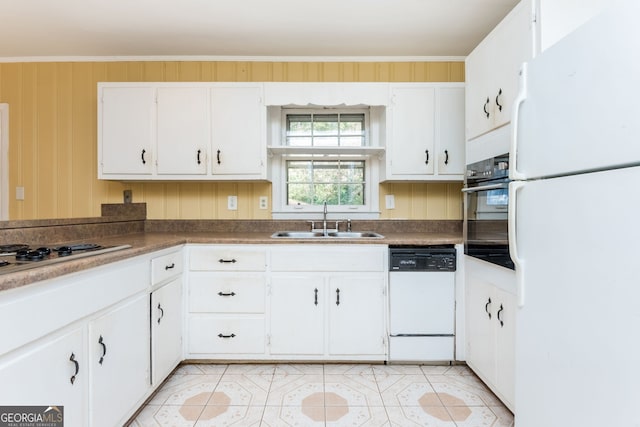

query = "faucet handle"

[
  {"left": 307, "top": 220, "right": 315, "bottom": 231},
  {"left": 347, "top": 219, "right": 352, "bottom": 232}
]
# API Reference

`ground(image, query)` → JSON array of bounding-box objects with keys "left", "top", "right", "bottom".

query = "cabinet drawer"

[
  {"left": 189, "top": 247, "right": 267, "bottom": 271},
  {"left": 271, "top": 245, "right": 386, "bottom": 272},
  {"left": 188, "top": 316, "right": 265, "bottom": 354},
  {"left": 189, "top": 274, "right": 265, "bottom": 313},
  {"left": 151, "top": 250, "right": 183, "bottom": 285}
]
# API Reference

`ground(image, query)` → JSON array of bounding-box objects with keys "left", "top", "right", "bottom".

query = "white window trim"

[
  {"left": 270, "top": 106, "right": 382, "bottom": 220},
  {"left": 0, "top": 104, "right": 8, "bottom": 220}
]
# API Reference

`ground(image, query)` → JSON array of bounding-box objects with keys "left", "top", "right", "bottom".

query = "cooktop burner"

[{"left": 0, "top": 244, "right": 30, "bottom": 255}]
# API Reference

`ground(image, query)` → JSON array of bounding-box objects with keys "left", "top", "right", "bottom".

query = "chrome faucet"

[{"left": 322, "top": 201, "right": 328, "bottom": 236}]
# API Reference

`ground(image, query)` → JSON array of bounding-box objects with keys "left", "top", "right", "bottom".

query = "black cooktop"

[{"left": 0, "top": 243, "right": 132, "bottom": 275}]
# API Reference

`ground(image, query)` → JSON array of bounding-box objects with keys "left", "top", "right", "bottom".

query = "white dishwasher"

[{"left": 389, "top": 246, "right": 456, "bottom": 362}]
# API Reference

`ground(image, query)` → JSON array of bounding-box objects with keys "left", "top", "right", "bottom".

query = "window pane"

[
  {"left": 313, "top": 114, "right": 339, "bottom": 136},
  {"left": 287, "top": 115, "right": 312, "bottom": 136},
  {"left": 313, "top": 161, "right": 340, "bottom": 183},
  {"left": 287, "top": 162, "right": 312, "bottom": 181},
  {"left": 340, "top": 114, "right": 364, "bottom": 134},
  {"left": 288, "top": 183, "right": 313, "bottom": 205},
  {"left": 286, "top": 136, "right": 313, "bottom": 147},
  {"left": 340, "top": 136, "right": 365, "bottom": 147},
  {"left": 340, "top": 184, "right": 365, "bottom": 205},
  {"left": 313, "top": 136, "right": 339, "bottom": 147},
  {"left": 340, "top": 162, "right": 365, "bottom": 182},
  {"left": 312, "top": 184, "right": 338, "bottom": 205}
]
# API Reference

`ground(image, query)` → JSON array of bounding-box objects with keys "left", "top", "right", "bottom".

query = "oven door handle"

[{"left": 461, "top": 183, "right": 509, "bottom": 193}]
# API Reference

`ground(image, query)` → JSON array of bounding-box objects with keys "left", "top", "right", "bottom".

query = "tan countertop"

[{"left": 0, "top": 231, "right": 462, "bottom": 293}]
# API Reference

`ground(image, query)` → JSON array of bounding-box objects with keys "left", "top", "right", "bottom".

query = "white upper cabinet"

[
  {"left": 465, "top": 0, "right": 534, "bottom": 141},
  {"left": 211, "top": 85, "right": 266, "bottom": 178},
  {"left": 156, "top": 87, "right": 210, "bottom": 175},
  {"left": 98, "top": 83, "right": 267, "bottom": 180},
  {"left": 384, "top": 84, "right": 465, "bottom": 181},
  {"left": 99, "top": 86, "right": 155, "bottom": 176}
]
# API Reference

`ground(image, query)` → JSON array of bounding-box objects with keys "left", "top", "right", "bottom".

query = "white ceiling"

[{"left": 0, "top": 0, "right": 520, "bottom": 60}]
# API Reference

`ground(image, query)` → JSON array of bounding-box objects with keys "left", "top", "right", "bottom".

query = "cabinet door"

[
  {"left": 328, "top": 275, "right": 386, "bottom": 357},
  {"left": 152, "top": 278, "right": 183, "bottom": 385},
  {"left": 437, "top": 87, "right": 465, "bottom": 176},
  {"left": 465, "top": 0, "right": 533, "bottom": 141},
  {"left": 465, "top": 276, "right": 496, "bottom": 384},
  {"left": 0, "top": 327, "right": 86, "bottom": 426},
  {"left": 269, "top": 276, "right": 324, "bottom": 355},
  {"left": 490, "top": 0, "right": 533, "bottom": 130},
  {"left": 99, "top": 86, "right": 155, "bottom": 176},
  {"left": 211, "top": 85, "right": 266, "bottom": 177},
  {"left": 156, "top": 87, "right": 210, "bottom": 175},
  {"left": 388, "top": 86, "right": 436, "bottom": 177},
  {"left": 495, "top": 288, "right": 516, "bottom": 408},
  {"left": 89, "top": 295, "right": 150, "bottom": 427}
]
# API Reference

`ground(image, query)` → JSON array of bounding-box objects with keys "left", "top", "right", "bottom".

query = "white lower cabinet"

[
  {"left": 327, "top": 275, "right": 386, "bottom": 356},
  {"left": 0, "top": 327, "right": 86, "bottom": 426},
  {"left": 270, "top": 275, "right": 325, "bottom": 355},
  {"left": 187, "top": 245, "right": 268, "bottom": 359},
  {"left": 269, "top": 245, "right": 388, "bottom": 361},
  {"left": 466, "top": 264, "right": 515, "bottom": 411},
  {"left": 89, "top": 294, "right": 150, "bottom": 427},
  {"left": 151, "top": 277, "right": 183, "bottom": 385}
]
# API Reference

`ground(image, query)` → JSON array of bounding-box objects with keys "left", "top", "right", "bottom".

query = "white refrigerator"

[{"left": 509, "top": 1, "right": 640, "bottom": 426}]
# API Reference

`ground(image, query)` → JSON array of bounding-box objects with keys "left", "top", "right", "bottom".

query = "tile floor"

[{"left": 128, "top": 363, "right": 513, "bottom": 427}]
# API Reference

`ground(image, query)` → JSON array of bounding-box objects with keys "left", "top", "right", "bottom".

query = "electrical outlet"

[
  {"left": 16, "top": 187, "right": 25, "bottom": 201},
  {"left": 227, "top": 195, "right": 238, "bottom": 211},
  {"left": 259, "top": 196, "right": 268, "bottom": 210},
  {"left": 385, "top": 194, "right": 395, "bottom": 209}
]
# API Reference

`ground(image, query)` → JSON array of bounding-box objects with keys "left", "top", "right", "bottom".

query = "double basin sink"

[{"left": 271, "top": 231, "right": 384, "bottom": 239}]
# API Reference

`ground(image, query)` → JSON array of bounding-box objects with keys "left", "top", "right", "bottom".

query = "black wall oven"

[{"left": 463, "top": 153, "right": 514, "bottom": 270}]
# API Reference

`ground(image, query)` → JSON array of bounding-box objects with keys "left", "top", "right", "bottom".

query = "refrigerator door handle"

[
  {"left": 510, "top": 62, "right": 528, "bottom": 181},
  {"left": 509, "top": 181, "right": 526, "bottom": 307}
]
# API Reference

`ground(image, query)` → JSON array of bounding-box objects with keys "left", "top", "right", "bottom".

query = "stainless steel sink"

[{"left": 271, "top": 231, "right": 384, "bottom": 239}]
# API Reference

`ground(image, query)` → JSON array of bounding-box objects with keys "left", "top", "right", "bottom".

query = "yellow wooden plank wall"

[{"left": 0, "top": 61, "right": 464, "bottom": 220}]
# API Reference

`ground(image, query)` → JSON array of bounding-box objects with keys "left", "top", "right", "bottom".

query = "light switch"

[
  {"left": 16, "top": 187, "right": 25, "bottom": 201},
  {"left": 385, "top": 194, "right": 395, "bottom": 209},
  {"left": 228, "top": 195, "right": 238, "bottom": 211}
]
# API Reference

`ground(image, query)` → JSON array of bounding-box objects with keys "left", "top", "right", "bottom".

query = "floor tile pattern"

[{"left": 128, "top": 363, "right": 513, "bottom": 426}]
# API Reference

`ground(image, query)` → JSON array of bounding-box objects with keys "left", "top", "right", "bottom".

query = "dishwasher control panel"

[{"left": 389, "top": 246, "right": 456, "bottom": 272}]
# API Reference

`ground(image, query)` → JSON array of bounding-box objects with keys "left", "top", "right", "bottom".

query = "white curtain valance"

[{"left": 263, "top": 82, "right": 390, "bottom": 107}]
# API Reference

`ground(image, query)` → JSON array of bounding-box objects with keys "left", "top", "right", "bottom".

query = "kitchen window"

[
  {"left": 287, "top": 159, "right": 365, "bottom": 206},
  {"left": 269, "top": 107, "right": 382, "bottom": 218}
]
